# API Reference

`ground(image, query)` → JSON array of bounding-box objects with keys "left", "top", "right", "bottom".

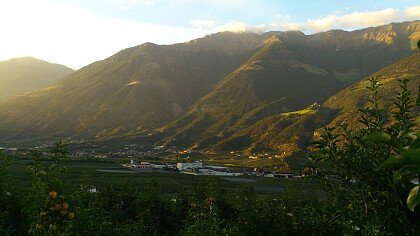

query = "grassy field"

[
  {"left": 280, "top": 108, "right": 317, "bottom": 116},
  {"left": 181, "top": 152, "right": 310, "bottom": 172}
]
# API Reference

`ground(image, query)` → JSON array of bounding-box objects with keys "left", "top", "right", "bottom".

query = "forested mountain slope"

[{"left": 0, "top": 21, "right": 418, "bottom": 143}]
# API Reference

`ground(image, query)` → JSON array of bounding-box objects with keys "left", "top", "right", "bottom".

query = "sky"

[{"left": 0, "top": 0, "right": 419, "bottom": 69}]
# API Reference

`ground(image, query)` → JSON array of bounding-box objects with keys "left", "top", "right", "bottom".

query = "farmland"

[{"left": 9, "top": 157, "right": 315, "bottom": 195}]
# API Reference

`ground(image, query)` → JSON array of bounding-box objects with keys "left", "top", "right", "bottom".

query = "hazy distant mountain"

[
  {"left": 0, "top": 57, "right": 73, "bottom": 99},
  {"left": 0, "top": 20, "right": 418, "bottom": 144}
]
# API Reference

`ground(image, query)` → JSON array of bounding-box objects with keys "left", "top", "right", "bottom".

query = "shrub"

[{"left": 312, "top": 77, "right": 418, "bottom": 234}]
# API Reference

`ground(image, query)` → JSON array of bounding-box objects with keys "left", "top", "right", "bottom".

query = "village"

[
  {"left": 122, "top": 159, "right": 304, "bottom": 179},
  {"left": 2, "top": 141, "right": 307, "bottom": 180}
]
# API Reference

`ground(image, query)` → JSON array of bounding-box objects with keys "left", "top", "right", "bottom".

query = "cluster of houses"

[
  {"left": 121, "top": 159, "right": 171, "bottom": 172},
  {"left": 177, "top": 162, "right": 244, "bottom": 176},
  {"left": 247, "top": 152, "right": 289, "bottom": 159},
  {"left": 122, "top": 159, "right": 304, "bottom": 179},
  {"left": 0, "top": 147, "right": 18, "bottom": 154},
  {"left": 123, "top": 160, "right": 242, "bottom": 175}
]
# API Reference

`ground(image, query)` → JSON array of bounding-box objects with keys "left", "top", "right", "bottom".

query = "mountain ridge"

[
  {"left": 0, "top": 20, "right": 419, "bottom": 145},
  {"left": 200, "top": 52, "right": 420, "bottom": 153},
  {"left": 0, "top": 57, "right": 73, "bottom": 99}
]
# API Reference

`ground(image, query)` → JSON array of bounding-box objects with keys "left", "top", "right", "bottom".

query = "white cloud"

[
  {"left": 340, "top": 8, "right": 399, "bottom": 28},
  {"left": 406, "top": 5, "right": 420, "bottom": 20},
  {"left": 216, "top": 22, "right": 249, "bottom": 33},
  {"left": 274, "top": 22, "right": 302, "bottom": 31},
  {"left": 304, "top": 8, "right": 399, "bottom": 32},
  {"left": 216, "top": 22, "right": 266, "bottom": 33},
  {"left": 259, "top": 6, "right": 419, "bottom": 33},
  {"left": 203, "top": 6, "right": 418, "bottom": 34},
  {"left": 305, "top": 15, "right": 337, "bottom": 32}
]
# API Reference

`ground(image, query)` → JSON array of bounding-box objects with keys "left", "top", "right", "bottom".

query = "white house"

[
  {"left": 128, "top": 160, "right": 152, "bottom": 169},
  {"left": 177, "top": 161, "right": 203, "bottom": 171}
]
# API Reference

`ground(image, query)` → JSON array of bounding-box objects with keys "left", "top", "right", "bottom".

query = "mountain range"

[
  {"left": 0, "top": 57, "right": 73, "bottom": 99},
  {"left": 0, "top": 20, "right": 419, "bottom": 153}
]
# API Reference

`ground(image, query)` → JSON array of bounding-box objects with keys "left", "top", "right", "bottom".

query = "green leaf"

[
  {"left": 410, "top": 138, "right": 420, "bottom": 149},
  {"left": 363, "top": 131, "right": 391, "bottom": 143},
  {"left": 379, "top": 155, "right": 405, "bottom": 169},
  {"left": 393, "top": 165, "right": 420, "bottom": 183},
  {"left": 310, "top": 140, "right": 324, "bottom": 145},
  {"left": 408, "top": 186, "right": 420, "bottom": 212},
  {"left": 417, "top": 96, "right": 420, "bottom": 106},
  {"left": 394, "top": 168, "right": 405, "bottom": 183},
  {"left": 390, "top": 138, "right": 403, "bottom": 150},
  {"left": 405, "top": 149, "right": 420, "bottom": 164},
  {"left": 405, "top": 132, "right": 419, "bottom": 140}
]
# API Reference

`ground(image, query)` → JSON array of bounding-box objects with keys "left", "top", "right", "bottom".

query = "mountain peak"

[
  {"left": 258, "top": 35, "right": 288, "bottom": 55},
  {"left": 6, "top": 56, "right": 45, "bottom": 63},
  {"left": 142, "top": 42, "right": 158, "bottom": 47},
  {"left": 0, "top": 57, "right": 73, "bottom": 99},
  {"left": 263, "top": 35, "right": 282, "bottom": 44}
]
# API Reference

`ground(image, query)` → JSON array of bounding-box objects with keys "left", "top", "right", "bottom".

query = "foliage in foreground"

[
  {"left": 0, "top": 151, "right": 342, "bottom": 235},
  {"left": 312, "top": 77, "right": 419, "bottom": 235}
]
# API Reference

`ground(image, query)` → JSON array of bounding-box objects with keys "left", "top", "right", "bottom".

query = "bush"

[{"left": 312, "top": 77, "right": 419, "bottom": 234}]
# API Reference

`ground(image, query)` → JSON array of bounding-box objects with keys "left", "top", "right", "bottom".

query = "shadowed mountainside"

[{"left": 217, "top": 52, "right": 420, "bottom": 154}]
